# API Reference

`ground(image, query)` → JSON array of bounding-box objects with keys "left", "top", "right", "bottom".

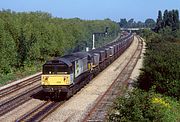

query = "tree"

[
  {"left": 155, "top": 9, "right": 180, "bottom": 32},
  {"left": 168, "top": 11, "right": 174, "bottom": 27},
  {"left": 0, "top": 19, "right": 17, "bottom": 74},
  {"left": 163, "top": 10, "right": 169, "bottom": 28},
  {"left": 128, "top": 18, "right": 135, "bottom": 28},
  {"left": 145, "top": 18, "right": 156, "bottom": 28},
  {"left": 172, "top": 10, "right": 179, "bottom": 30},
  {"left": 17, "top": 28, "right": 27, "bottom": 67},
  {"left": 155, "top": 10, "right": 163, "bottom": 32},
  {"left": 119, "top": 18, "right": 127, "bottom": 28}
]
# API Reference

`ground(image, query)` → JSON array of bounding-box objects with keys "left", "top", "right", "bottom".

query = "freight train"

[{"left": 41, "top": 33, "right": 134, "bottom": 97}]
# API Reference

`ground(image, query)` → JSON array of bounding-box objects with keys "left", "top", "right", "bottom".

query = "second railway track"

[
  {"left": 0, "top": 84, "right": 42, "bottom": 116},
  {"left": 16, "top": 101, "right": 63, "bottom": 122},
  {"left": 0, "top": 73, "right": 41, "bottom": 99}
]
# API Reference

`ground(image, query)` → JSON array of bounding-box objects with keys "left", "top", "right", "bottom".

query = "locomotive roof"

[
  {"left": 45, "top": 52, "right": 91, "bottom": 67},
  {"left": 45, "top": 57, "right": 73, "bottom": 67},
  {"left": 61, "top": 52, "right": 91, "bottom": 61},
  {"left": 71, "top": 52, "right": 91, "bottom": 59}
]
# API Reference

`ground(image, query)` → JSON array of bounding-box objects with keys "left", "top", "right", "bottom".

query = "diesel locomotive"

[{"left": 41, "top": 33, "right": 134, "bottom": 97}]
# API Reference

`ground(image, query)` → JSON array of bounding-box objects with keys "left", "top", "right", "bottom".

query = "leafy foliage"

[
  {"left": 108, "top": 89, "right": 180, "bottom": 122},
  {"left": 119, "top": 18, "right": 156, "bottom": 28},
  {"left": 145, "top": 19, "right": 156, "bottom": 28},
  {"left": 155, "top": 9, "right": 179, "bottom": 32},
  {"left": 0, "top": 10, "right": 120, "bottom": 84},
  {"left": 138, "top": 30, "right": 180, "bottom": 99}
]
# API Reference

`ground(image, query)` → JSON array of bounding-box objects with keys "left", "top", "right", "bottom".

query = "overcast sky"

[{"left": 0, "top": 0, "right": 180, "bottom": 22}]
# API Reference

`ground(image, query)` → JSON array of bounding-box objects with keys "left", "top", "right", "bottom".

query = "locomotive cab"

[{"left": 41, "top": 59, "right": 74, "bottom": 87}]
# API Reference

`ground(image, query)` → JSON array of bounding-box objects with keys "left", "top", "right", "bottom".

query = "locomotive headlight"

[
  {"left": 41, "top": 76, "right": 49, "bottom": 85},
  {"left": 42, "top": 76, "right": 49, "bottom": 81},
  {"left": 41, "top": 81, "right": 45, "bottom": 85},
  {"left": 45, "top": 76, "right": 49, "bottom": 81},
  {"left": 66, "top": 77, "right": 68, "bottom": 84},
  {"left": 64, "top": 77, "right": 67, "bottom": 83},
  {"left": 63, "top": 76, "right": 69, "bottom": 84}
]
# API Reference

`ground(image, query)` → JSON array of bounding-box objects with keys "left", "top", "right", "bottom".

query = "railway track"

[
  {"left": 0, "top": 73, "right": 41, "bottom": 99},
  {"left": 0, "top": 85, "right": 42, "bottom": 116},
  {"left": 16, "top": 101, "right": 63, "bottom": 122},
  {"left": 82, "top": 36, "right": 143, "bottom": 121}
]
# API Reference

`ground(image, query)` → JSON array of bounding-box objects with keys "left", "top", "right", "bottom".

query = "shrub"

[
  {"left": 138, "top": 30, "right": 180, "bottom": 99},
  {"left": 108, "top": 89, "right": 180, "bottom": 122}
]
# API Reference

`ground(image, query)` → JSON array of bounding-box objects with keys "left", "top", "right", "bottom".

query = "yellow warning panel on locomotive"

[{"left": 41, "top": 75, "right": 71, "bottom": 85}]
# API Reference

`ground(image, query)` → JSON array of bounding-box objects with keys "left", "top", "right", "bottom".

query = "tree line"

[
  {"left": 155, "top": 9, "right": 179, "bottom": 32},
  {"left": 119, "top": 18, "right": 156, "bottom": 28},
  {"left": 0, "top": 9, "right": 120, "bottom": 84}
]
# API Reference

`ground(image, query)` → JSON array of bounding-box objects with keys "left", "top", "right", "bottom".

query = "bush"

[
  {"left": 138, "top": 29, "right": 180, "bottom": 99},
  {"left": 108, "top": 89, "right": 180, "bottom": 122}
]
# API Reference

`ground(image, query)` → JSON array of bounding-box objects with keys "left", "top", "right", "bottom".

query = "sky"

[{"left": 0, "top": 0, "right": 180, "bottom": 22}]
